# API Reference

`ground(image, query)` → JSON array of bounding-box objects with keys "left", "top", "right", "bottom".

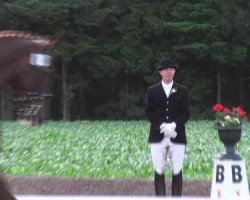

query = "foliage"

[
  {"left": 213, "top": 104, "right": 248, "bottom": 128},
  {"left": 176, "top": 67, "right": 212, "bottom": 119},
  {"left": 0, "top": 121, "right": 250, "bottom": 179},
  {"left": 0, "top": 0, "right": 250, "bottom": 120}
]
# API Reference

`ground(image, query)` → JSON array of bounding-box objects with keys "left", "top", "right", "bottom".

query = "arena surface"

[{"left": 8, "top": 176, "right": 211, "bottom": 196}]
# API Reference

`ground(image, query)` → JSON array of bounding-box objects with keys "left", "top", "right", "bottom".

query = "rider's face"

[{"left": 159, "top": 67, "right": 176, "bottom": 84}]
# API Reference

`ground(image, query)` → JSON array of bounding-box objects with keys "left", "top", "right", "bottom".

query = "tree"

[
  {"left": 0, "top": 0, "right": 250, "bottom": 120},
  {"left": 0, "top": 0, "right": 116, "bottom": 119}
]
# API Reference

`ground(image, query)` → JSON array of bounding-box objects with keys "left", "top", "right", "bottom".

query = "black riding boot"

[
  {"left": 154, "top": 172, "right": 166, "bottom": 196},
  {"left": 172, "top": 171, "right": 183, "bottom": 196}
]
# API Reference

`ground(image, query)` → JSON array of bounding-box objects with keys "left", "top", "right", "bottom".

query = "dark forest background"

[{"left": 0, "top": 0, "right": 250, "bottom": 120}]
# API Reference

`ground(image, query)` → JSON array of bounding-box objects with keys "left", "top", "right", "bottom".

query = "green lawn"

[{"left": 0, "top": 120, "right": 249, "bottom": 180}]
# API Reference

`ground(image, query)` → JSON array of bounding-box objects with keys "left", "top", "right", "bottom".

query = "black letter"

[
  {"left": 232, "top": 165, "right": 242, "bottom": 183},
  {"left": 216, "top": 165, "right": 224, "bottom": 183}
]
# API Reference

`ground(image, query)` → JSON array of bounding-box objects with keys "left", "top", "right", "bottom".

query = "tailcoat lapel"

[
  {"left": 169, "top": 82, "right": 178, "bottom": 98},
  {"left": 157, "top": 82, "right": 168, "bottom": 101}
]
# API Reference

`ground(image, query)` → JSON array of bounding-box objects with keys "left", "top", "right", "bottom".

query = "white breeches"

[{"left": 150, "top": 137, "right": 185, "bottom": 175}]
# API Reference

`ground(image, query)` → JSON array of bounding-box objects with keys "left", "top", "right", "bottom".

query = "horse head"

[
  {"left": 0, "top": 31, "right": 60, "bottom": 124},
  {"left": 0, "top": 30, "right": 60, "bottom": 95}
]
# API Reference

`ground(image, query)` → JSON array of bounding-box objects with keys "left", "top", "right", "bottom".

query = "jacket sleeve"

[{"left": 146, "top": 87, "right": 163, "bottom": 130}]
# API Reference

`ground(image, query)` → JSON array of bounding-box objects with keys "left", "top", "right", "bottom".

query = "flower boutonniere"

[{"left": 169, "top": 87, "right": 177, "bottom": 96}]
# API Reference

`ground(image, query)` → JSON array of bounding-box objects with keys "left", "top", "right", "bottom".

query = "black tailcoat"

[{"left": 146, "top": 82, "right": 190, "bottom": 144}]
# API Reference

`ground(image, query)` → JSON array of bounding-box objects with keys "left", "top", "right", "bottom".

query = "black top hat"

[{"left": 158, "top": 58, "right": 177, "bottom": 70}]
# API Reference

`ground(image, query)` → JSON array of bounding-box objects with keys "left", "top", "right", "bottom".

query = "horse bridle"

[{"left": 29, "top": 53, "right": 52, "bottom": 68}]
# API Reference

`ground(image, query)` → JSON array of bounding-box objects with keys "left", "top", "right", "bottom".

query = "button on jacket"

[{"left": 146, "top": 82, "right": 190, "bottom": 144}]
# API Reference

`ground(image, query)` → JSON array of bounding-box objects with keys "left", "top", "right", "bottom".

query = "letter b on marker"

[
  {"left": 232, "top": 165, "right": 242, "bottom": 183},
  {"left": 216, "top": 165, "right": 224, "bottom": 183}
]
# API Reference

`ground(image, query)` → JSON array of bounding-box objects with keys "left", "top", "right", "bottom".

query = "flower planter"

[{"left": 217, "top": 125, "right": 242, "bottom": 160}]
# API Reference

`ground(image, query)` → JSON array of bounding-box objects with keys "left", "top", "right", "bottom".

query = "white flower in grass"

[{"left": 224, "top": 115, "right": 230, "bottom": 120}]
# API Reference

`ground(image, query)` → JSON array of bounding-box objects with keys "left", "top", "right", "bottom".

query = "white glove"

[
  {"left": 170, "top": 130, "right": 177, "bottom": 138},
  {"left": 160, "top": 123, "right": 171, "bottom": 137},
  {"left": 164, "top": 122, "right": 176, "bottom": 133},
  {"left": 160, "top": 122, "right": 177, "bottom": 138},
  {"left": 160, "top": 122, "right": 171, "bottom": 138}
]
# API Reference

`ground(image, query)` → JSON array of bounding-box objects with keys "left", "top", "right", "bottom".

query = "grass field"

[{"left": 0, "top": 120, "right": 249, "bottom": 180}]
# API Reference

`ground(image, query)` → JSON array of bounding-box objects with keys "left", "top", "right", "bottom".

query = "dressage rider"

[{"left": 146, "top": 58, "right": 190, "bottom": 196}]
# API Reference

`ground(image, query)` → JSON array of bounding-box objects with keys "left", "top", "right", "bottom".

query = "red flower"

[
  {"left": 213, "top": 104, "right": 223, "bottom": 112},
  {"left": 235, "top": 107, "right": 247, "bottom": 117},
  {"left": 223, "top": 107, "right": 231, "bottom": 114},
  {"left": 213, "top": 104, "right": 248, "bottom": 128}
]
